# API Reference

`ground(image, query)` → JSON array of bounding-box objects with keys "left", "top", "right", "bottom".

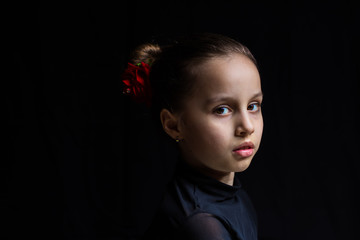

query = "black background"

[{"left": 6, "top": 1, "right": 359, "bottom": 239}]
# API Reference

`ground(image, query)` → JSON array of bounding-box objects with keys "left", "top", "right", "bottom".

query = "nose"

[{"left": 235, "top": 111, "right": 255, "bottom": 137}]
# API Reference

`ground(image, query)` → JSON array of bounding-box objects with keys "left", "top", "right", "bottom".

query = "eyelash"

[
  {"left": 248, "top": 102, "right": 262, "bottom": 112},
  {"left": 213, "top": 106, "right": 232, "bottom": 115},
  {"left": 213, "top": 102, "right": 262, "bottom": 115}
]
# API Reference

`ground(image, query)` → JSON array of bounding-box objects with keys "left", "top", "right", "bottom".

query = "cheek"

[
  {"left": 183, "top": 118, "right": 229, "bottom": 148},
  {"left": 255, "top": 116, "right": 264, "bottom": 142}
]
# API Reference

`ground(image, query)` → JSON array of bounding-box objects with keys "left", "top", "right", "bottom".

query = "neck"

[
  {"left": 184, "top": 159, "right": 235, "bottom": 185},
  {"left": 220, "top": 172, "right": 235, "bottom": 186},
  {"left": 201, "top": 169, "right": 234, "bottom": 186}
]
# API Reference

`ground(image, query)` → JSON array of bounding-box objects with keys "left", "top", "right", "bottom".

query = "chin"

[
  {"left": 234, "top": 166, "right": 250, "bottom": 173},
  {"left": 233, "top": 159, "right": 253, "bottom": 172}
]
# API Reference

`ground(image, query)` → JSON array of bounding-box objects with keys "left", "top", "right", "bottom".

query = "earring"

[{"left": 175, "top": 137, "right": 181, "bottom": 143}]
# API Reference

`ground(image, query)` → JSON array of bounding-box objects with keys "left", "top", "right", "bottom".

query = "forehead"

[{"left": 191, "top": 54, "right": 261, "bottom": 98}]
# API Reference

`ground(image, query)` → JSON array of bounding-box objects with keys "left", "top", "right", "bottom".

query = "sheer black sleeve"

[{"left": 178, "top": 212, "right": 233, "bottom": 240}]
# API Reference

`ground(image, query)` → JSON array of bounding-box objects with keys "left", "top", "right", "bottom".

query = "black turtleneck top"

[{"left": 144, "top": 161, "right": 258, "bottom": 240}]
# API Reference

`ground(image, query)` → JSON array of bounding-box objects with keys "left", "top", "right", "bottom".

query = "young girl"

[{"left": 122, "top": 33, "right": 263, "bottom": 240}]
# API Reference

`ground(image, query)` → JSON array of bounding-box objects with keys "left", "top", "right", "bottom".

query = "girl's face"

[{"left": 177, "top": 54, "right": 263, "bottom": 180}]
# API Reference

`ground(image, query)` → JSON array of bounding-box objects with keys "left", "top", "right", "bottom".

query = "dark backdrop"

[{"left": 6, "top": 1, "right": 359, "bottom": 239}]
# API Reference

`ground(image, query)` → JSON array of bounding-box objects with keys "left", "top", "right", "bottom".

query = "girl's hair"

[{"left": 128, "top": 33, "right": 257, "bottom": 115}]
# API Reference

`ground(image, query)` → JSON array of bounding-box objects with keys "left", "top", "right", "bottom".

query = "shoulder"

[{"left": 178, "top": 212, "right": 233, "bottom": 240}]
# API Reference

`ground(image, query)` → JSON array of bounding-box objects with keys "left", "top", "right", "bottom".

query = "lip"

[{"left": 233, "top": 141, "right": 255, "bottom": 157}]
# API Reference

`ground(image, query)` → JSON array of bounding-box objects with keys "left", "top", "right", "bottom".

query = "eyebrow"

[
  {"left": 205, "top": 91, "right": 263, "bottom": 105},
  {"left": 251, "top": 91, "right": 264, "bottom": 99}
]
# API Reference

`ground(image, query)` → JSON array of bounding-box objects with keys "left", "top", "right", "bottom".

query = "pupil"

[{"left": 217, "top": 108, "right": 225, "bottom": 114}]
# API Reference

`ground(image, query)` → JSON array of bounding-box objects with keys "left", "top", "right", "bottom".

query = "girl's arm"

[{"left": 179, "top": 213, "right": 233, "bottom": 240}]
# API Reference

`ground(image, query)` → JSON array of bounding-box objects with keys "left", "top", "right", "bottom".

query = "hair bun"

[{"left": 129, "top": 43, "right": 161, "bottom": 65}]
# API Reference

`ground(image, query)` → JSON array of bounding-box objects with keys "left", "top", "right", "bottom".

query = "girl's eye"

[
  {"left": 214, "top": 106, "right": 231, "bottom": 115},
  {"left": 248, "top": 102, "right": 261, "bottom": 112}
]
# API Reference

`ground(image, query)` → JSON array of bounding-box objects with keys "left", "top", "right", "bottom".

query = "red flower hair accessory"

[{"left": 121, "top": 62, "right": 152, "bottom": 106}]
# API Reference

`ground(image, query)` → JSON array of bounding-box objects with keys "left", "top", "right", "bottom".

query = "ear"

[{"left": 160, "top": 109, "right": 182, "bottom": 141}]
